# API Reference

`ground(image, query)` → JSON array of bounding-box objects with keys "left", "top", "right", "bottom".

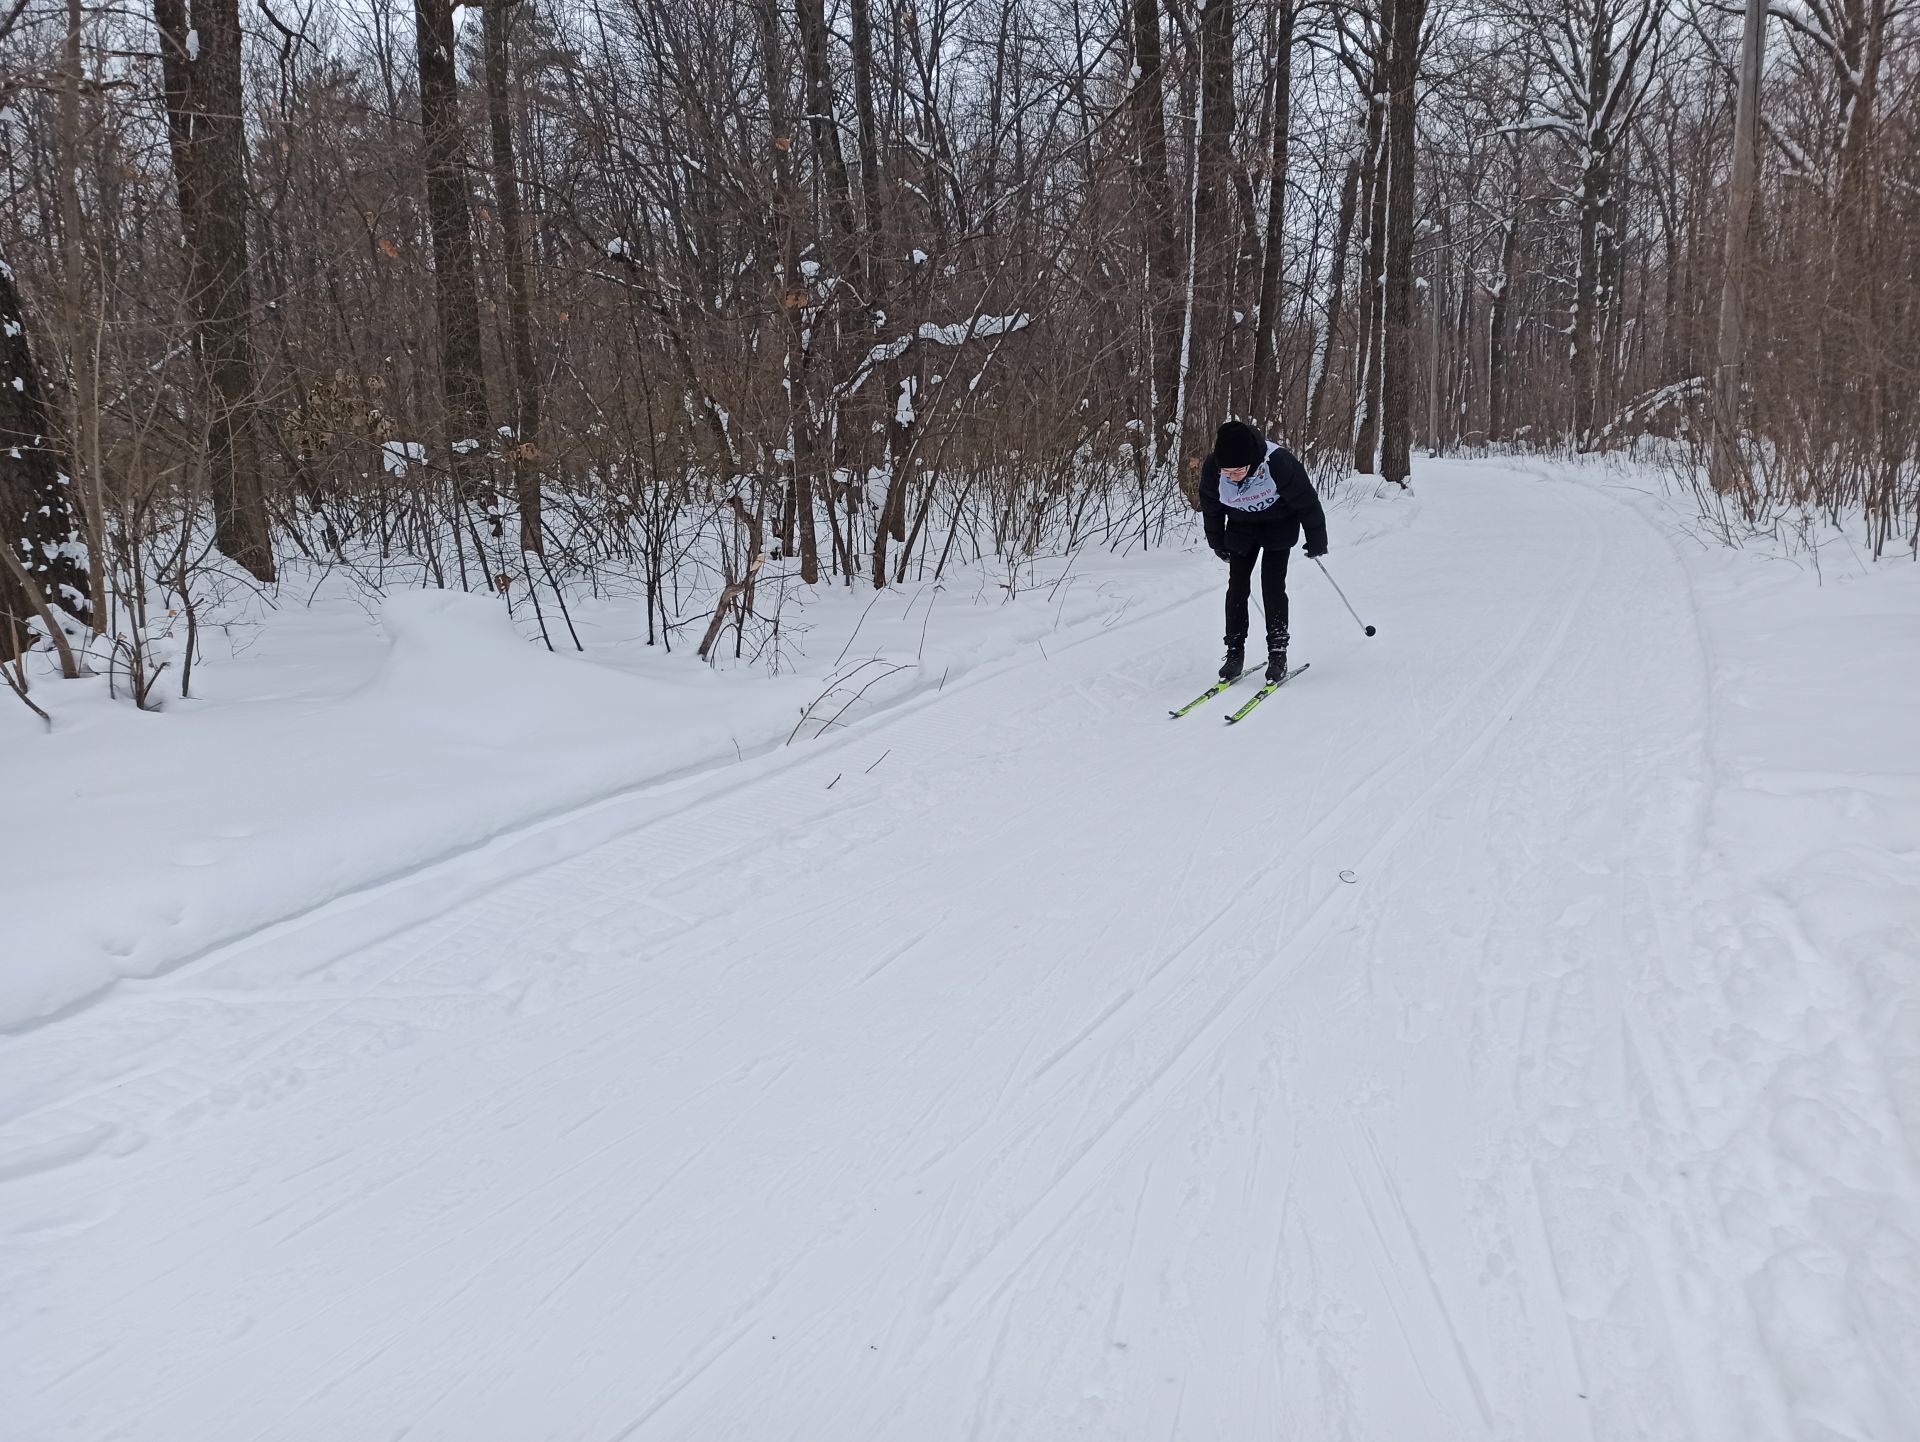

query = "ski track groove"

[
  {"left": 878, "top": 510, "right": 1610, "bottom": 1334},
  {"left": 1360, "top": 1117, "right": 1497, "bottom": 1430},
  {"left": 1015, "top": 509, "right": 1605, "bottom": 1099},
  {"left": 1341, "top": 1139, "right": 1449, "bottom": 1411}
]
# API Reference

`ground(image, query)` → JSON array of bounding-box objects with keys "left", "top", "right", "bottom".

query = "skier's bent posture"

[{"left": 1200, "top": 420, "right": 1329, "bottom": 683}]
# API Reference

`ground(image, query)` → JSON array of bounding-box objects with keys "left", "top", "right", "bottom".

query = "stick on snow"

[{"left": 1313, "top": 557, "right": 1376, "bottom": 637}]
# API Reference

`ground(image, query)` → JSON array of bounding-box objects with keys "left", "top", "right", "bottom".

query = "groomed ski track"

[{"left": 6, "top": 466, "right": 1722, "bottom": 1440}]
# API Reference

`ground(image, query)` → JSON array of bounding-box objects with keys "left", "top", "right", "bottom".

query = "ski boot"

[
  {"left": 1219, "top": 635, "right": 1247, "bottom": 681},
  {"left": 1264, "top": 626, "right": 1290, "bottom": 683}
]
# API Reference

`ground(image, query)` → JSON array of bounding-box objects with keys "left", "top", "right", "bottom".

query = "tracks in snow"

[{"left": 4, "top": 471, "right": 1718, "bottom": 1442}]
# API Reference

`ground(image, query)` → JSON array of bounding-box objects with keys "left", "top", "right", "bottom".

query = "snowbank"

[
  {"left": 4, "top": 532, "right": 1290, "bottom": 1028},
  {"left": 1, "top": 587, "right": 814, "bottom": 1025}
]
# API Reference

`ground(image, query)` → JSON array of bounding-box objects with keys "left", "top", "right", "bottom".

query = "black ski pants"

[{"left": 1224, "top": 539, "right": 1290, "bottom": 643}]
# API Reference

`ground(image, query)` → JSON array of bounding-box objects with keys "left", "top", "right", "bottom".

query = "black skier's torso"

[{"left": 1199, "top": 442, "right": 1328, "bottom": 555}]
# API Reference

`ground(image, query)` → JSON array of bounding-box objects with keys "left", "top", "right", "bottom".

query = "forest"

[{"left": 2, "top": 0, "right": 1915, "bottom": 701}]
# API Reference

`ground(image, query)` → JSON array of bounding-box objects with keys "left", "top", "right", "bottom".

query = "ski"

[
  {"left": 1223, "top": 663, "right": 1310, "bottom": 724},
  {"left": 1169, "top": 671, "right": 1250, "bottom": 718}
]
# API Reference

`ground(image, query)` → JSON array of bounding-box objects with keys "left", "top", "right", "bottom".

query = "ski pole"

[{"left": 1313, "top": 556, "right": 1376, "bottom": 637}]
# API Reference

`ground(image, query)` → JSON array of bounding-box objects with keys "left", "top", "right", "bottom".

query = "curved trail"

[{"left": 2, "top": 468, "right": 1713, "bottom": 1441}]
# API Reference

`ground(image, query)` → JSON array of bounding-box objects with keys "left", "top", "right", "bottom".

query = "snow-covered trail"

[{"left": 6, "top": 468, "right": 1719, "bottom": 1440}]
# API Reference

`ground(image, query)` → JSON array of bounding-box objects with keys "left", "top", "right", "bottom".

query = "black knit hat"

[{"left": 1213, "top": 420, "right": 1266, "bottom": 469}]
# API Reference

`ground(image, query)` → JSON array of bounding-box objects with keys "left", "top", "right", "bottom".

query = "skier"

[{"left": 1200, "top": 419, "right": 1328, "bottom": 684}]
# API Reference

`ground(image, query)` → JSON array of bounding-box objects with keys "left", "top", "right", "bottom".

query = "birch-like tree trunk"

[
  {"left": 1352, "top": 88, "right": 1389, "bottom": 474},
  {"left": 1487, "top": 175, "right": 1524, "bottom": 442},
  {"left": 1710, "top": 0, "right": 1766, "bottom": 494}
]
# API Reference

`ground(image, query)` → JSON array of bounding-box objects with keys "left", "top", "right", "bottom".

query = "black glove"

[
  {"left": 1304, "top": 542, "right": 1327, "bottom": 559},
  {"left": 1212, "top": 546, "right": 1231, "bottom": 563}
]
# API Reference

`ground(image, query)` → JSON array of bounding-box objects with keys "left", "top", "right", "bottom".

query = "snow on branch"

[
  {"left": 838, "top": 313, "right": 1033, "bottom": 399},
  {"left": 1500, "top": 115, "right": 1582, "bottom": 141},
  {"left": 914, "top": 313, "right": 1030, "bottom": 347}
]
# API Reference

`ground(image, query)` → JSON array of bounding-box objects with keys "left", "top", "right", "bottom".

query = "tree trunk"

[
  {"left": 416, "top": 0, "right": 495, "bottom": 519},
  {"left": 795, "top": 0, "right": 859, "bottom": 263},
  {"left": 1426, "top": 225, "right": 1443, "bottom": 452},
  {"left": 762, "top": 0, "right": 820, "bottom": 583},
  {"left": 58, "top": 0, "right": 104, "bottom": 625},
  {"left": 1248, "top": 0, "right": 1297, "bottom": 433},
  {"left": 1352, "top": 90, "right": 1389, "bottom": 473},
  {"left": 1710, "top": 0, "right": 1766, "bottom": 494},
  {"left": 154, "top": 0, "right": 276, "bottom": 580},
  {"left": 0, "top": 259, "right": 92, "bottom": 661},
  {"left": 853, "top": 0, "right": 916, "bottom": 589},
  {"left": 1378, "top": 0, "right": 1426, "bottom": 485},
  {"left": 849, "top": 0, "right": 884, "bottom": 274},
  {"left": 1129, "top": 0, "right": 1182, "bottom": 466},
  {"left": 1452, "top": 247, "right": 1473, "bottom": 445},
  {"left": 1568, "top": 4, "right": 1614, "bottom": 448},
  {"left": 1190, "top": 0, "right": 1237, "bottom": 446},
  {"left": 483, "top": 0, "right": 543, "bottom": 552},
  {"left": 1488, "top": 184, "right": 1523, "bottom": 441},
  {"left": 1306, "top": 147, "right": 1364, "bottom": 454}
]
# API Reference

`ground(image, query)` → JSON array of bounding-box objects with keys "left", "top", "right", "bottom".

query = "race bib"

[{"left": 1218, "top": 460, "right": 1278, "bottom": 513}]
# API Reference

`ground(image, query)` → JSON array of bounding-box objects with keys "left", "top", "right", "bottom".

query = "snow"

[
  {"left": 917, "top": 313, "right": 1029, "bottom": 346},
  {"left": 4, "top": 463, "right": 1919, "bottom": 1439},
  {"left": 861, "top": 334, "right": 912, "bottom": 370},
  {"left": 381, "top": 439, "right": 425, "bottom": 475},
  {"left": 0, "top": 545, "right": 1224, "bottom": 1028}
]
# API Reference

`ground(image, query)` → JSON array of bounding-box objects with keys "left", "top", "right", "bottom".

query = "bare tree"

[
  {"left": 1249, "top": 0, "right": 1302, "bottom": 431},
  {"left": 153, "top": 0, "right": 276, "bottom": 579},
  {"left": 0, "top": 257, "right": 91, "bottom": 668},
  {"left": 0, "top": 0, "right": 1913, "bottom": 715},
  {"left": 1378, "top": 0, "right": 1429, "bottom": 484},
  {"left": 416, "top": 0, "right": 495, "bottom": 520},
  {"left": 1130, "top": 0, "right": 1184, "bottom": 473},
  {"left": 1507, "top": 0, "right": 1668, "bottom": 445},
  {"left": 483, "top": 0, "right": 542, "bottom": 551},
  {"left": 1710, "top": 0, "right": 1766, "bottom": 493}
]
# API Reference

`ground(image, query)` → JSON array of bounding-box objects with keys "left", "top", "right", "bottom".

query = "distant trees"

[{"left": 0, "top": 0, "right": 1914, "bottom": 704}]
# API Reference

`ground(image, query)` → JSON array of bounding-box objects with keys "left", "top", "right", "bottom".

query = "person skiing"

[{"left": 1199, "top": 419, "right": 1328, "bottom": 684}]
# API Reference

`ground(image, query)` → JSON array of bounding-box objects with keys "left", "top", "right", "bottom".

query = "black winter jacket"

[{"left": 1199, "top": 442, "right": 1328, "bottom": 556}]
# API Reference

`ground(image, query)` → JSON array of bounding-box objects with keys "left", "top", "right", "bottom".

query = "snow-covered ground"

[{"left": 3, "top": 460, "right": 1916, "bottom": 1440}]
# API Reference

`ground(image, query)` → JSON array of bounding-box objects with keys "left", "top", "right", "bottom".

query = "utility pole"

[{"left": 1711, "top": 0, "right": 1766, "bottom": 496}]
